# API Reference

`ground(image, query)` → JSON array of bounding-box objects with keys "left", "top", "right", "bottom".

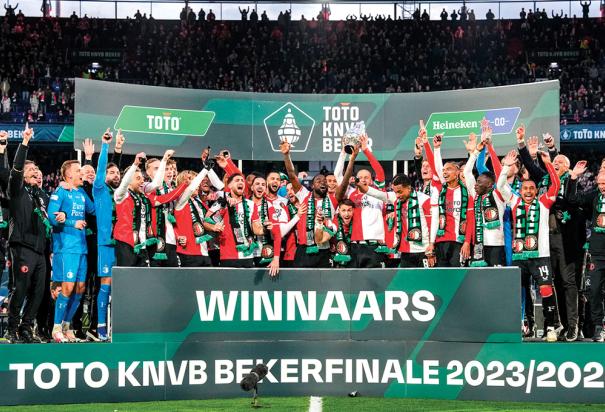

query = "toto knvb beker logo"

[
  {"left": 264, "top": 102, "right": 315, "bottom": 152},
  {"left": 114, "top": 105, "right": 215, "bottom": 137}
]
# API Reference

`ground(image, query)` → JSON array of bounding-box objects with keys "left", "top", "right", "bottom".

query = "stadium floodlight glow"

[{"left": 239, "top": 363, "right": 268, "bottom": 408}]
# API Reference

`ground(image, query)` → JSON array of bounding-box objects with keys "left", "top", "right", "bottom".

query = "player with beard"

[
  {"left": 250, "top": 176, "right": 282, "bottom": 275},
  {"left": 427, "top": 157, "right": 474, "bottom": 267},
  {"left": 279, "top": 182, "right": 307, "bottom": 266},
  {"left": 499, "top": 150, "right": 561, "bottom": 342},
  {"left": 565, "top": 162, "right": 605, "bottom": 341},
  {"left": 92, "top": 129, "right": 122, "bottom": 341},
  {"left": 281, "top": 141, "right": 337, "bottom": 268},
  {"left": 316, "top": 200, "right": 356, "bottom": 267},
  {"left": 358, "top": 173, "right": 435, "bottom": 268},
  {"left": 463, "top": 132, "right": 506, "bottom": 267},
  {"left": 113, "top": 152, "right": 163, "bottom": 267},
  {"left": 206, "top": 173, "right": 265, "bottom": 268}
]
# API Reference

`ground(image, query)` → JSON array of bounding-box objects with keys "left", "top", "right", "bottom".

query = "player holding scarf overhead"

[
  {"left": 334, "top": 134, "right": 387, "bottom": 268},
  {"left": 358, "top": 171, "right": 435, "bottom": 268},
  {"left": 206, "top": 173, "right": 265, "bottom": 268},
  {"left": 463, "top": 131, "right": 506, "bottom": 267},
  {"left": 565, "top": 161, "right": 605, "bottom": 342},
  {"left": 498, "top": 150, "right": 561, "bottom": 342},
  {"left": 281, "top": 141, "right": 336, "bottom": 268}
]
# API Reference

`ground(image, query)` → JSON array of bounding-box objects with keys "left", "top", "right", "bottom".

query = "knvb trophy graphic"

[
  {"left": 342, "top": 121, "right": 366, "bottom": 154},
  {"left": 278, "top": 108, "right": 302, "bottom": 147}
]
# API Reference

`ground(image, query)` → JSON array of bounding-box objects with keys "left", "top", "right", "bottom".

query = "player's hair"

[
  {"left": 227, "top": 173, "right": 244, "bottom": 185},
  {"left": 479, "top": 171, "right": 496, "bottom": 183},
  {"left": 60, "top": 160, "right": 80, "bottom": 180},
  {"left": 145, "top": 158, "right": 160, "bottom": 172},
  {"left": 339, "top": 199, "right": 355, "bottom": 209},
  {"left": 392, "top": 173, "right": 412, "bottom": 188}
]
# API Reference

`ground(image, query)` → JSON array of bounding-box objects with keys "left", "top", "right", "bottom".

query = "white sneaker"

[
  {"left": 546, "top": 326, "right": 558, "bottom": 342},
  {"left": 62, "top": 324, "right": 77, "bottom": 342},
  {"left": 52, "top": 326, "right": 67, "bottom": 343}
]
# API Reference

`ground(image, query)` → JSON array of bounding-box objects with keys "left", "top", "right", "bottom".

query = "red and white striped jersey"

[
  {"left": 208, "top": 199, "right": 259, "bottom": 260},
  {"left": 347, "top": 187, "right": 386, "bottom": 242},
  {"left": 295, "top": 186, "right": 337, "bottom": 250},
  {"left": 430, "top": 185, "right": 475, "bottom": 244}
]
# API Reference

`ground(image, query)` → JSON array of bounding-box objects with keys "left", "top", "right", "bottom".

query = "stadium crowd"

[{"left": 0, "top": 12, "right": 604, "bottom": 123}]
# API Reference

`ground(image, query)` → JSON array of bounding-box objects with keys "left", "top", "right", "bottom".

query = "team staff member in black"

[{"left": 5, "top": 124, "right": 49, "bottom": 343}]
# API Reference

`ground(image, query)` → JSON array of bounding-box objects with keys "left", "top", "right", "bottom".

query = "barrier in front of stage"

[{"left": 1, "top": 267, "right": 605, "bottom": 405}]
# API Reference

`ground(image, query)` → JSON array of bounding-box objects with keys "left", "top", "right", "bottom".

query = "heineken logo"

[
  {"left": 426, "top": 108, "right": 521, "bottom": 138},
  {"left": 114, "top": 106, "right": 215, "bottom": 137}
]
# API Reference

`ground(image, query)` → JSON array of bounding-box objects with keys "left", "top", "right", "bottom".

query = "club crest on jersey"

[
  {"left": 484, "top": 207, "right": 499, "bottom": 222},
  {"left": 408, "top": 228, "right": 422, "bottom": 241},
  {"left": 193, "top": 222, "right": 204, "bottom": 236},
  {"left": 261, "top": 244, "right": 274, "bottom": 259},
  {"left": 20, "top": 265, "right": 28, "bottom": 273},
  {"left": 336, "top": 240, "right": 349, "bottom": 255},
  {"left": 459, "top": 221, "right": 467, "bottom": 234},
  {"left": 524, "top": 235, "right": 538, "bottom": 251},
  {"left": 597, "top": 214, "right": 605, "bottom": 228}
]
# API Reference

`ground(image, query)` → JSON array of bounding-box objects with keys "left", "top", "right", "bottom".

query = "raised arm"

[
  {"left": 110, "top": 128, "right": 125, "bottom": 168},
  {"left": 336, "top": 147, "right": 359, "bottom": 203},
  {"left": 541, "top": 152, "right": 560, "bottom": 200},
  {"left": 144, "top": 150, "right": 173, "bottom": 194},
  {"left": 280, "top": 141, "right": 302, "bottom": 193},
  {"left": 0, "top": 131, "right": 9, "bottom": 191},
  {"left": 9, "top": 124, "right": 34, "bottom": 197},
  {"left": 175, "top": 169, "right": 209, "bottom": 210},
  {"left": 334, "top": 150, "right": 347, "bottom": 185},
  {"left": 498, "top": 151, "right": 518, "bottom": 203},
  {"left": 94, "top": 130, "right": 111, "bottom": 189},
  {"left": 114, "top": 153, "right": 144, "bottom": 203},
  {"left": 565, "top": 161, "right": 594, "bottom": 207},
  {"left": 360, "top": 134, "right": 385, "bottom": 187},
  {"left": 462, "top": 133, "right": 478, "bottom": 198}
]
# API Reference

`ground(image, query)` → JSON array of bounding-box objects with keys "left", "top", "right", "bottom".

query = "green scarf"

[
  {"left": 189, "top": 197, "right": 214, "bottom": 244},
  {"left": 436, "top": 182, "right": 468, "bottom": 243},
  {"left": 258, "top": 196, "right": 275, "bottom": 265},
  {"left": 592, "top": 193, "right": 605, "bottom": 234},
  {"left": 129, "top": 190, "right": 157, "bottom": 254},
  {"left": 333, "top": 215, "right": 352, "bottom": 264},
  {"left": 305, "top": 194, "right": 332, "bottom": 254},
  {"left": 512, "top": 198, "right": 541, "bottom": 261},
  {"left": 471, "top": 189, "right": 500, "bottom": 267},
  {"left": 228, "top": 198, "right": 257, "bottom": 256},
  {"left": 27, "top": 186, "right": 51, "bottom": 238}
]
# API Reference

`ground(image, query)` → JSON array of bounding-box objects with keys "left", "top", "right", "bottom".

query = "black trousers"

[
  {"left": 293, "top": 246, "right": 331, "bottom": 268},
  {"left": 484, "top": 246, "right": 506, "bottom": 267},
  {"left": 436, "top": 241, "right": 462, "bottom": 267},
  {"left": 587, "top": 257, "right": 605, "bottom": 327},
  {"left": 179, "top": 254, "right": 212, "bottom": 267},
  {"left": 35, "top": 249, "right": 52, "bottom": 334},
  {"left": 150, "top": 243, "right": 179, "bottom": 267},
  {"left": 7, "top": 246, "right": 46, "bottom": 331},
  {"left": 115, "top": 240, "right": 150, "bottom": 267},
  {"left": 220, "top": 259, "right": 254, "bottom": 268},
  {"left": 399, "top": 253, "right": 428, "bottom": 268},
  {"left": 351, "top": 243, "right": 384, "bottom": 268},
  {"left": 549, "top": 233, "right": 580, "bottom": 330}
]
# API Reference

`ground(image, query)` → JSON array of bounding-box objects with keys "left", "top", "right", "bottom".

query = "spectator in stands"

[
  {"left": 440, "top": 8, "right": 448, "bottom": 21},
  {"left": 486, "top": 9, "right": 495, "bottom": 20},
  {"left": 582, "top": 1, "right": 592, "bottom": 18}
]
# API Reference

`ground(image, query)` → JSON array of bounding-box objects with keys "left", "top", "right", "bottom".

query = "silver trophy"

[{"left": 342, "top": 121, "right": 365, "bottom": 154}]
